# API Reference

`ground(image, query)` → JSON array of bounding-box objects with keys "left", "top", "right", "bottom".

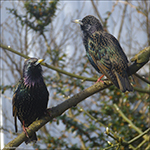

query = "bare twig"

[
  {"left": 128, "top": 128, "right": 150, "bottom": 145},
  {"left": 134, "top": 73, "right": 150, "bottom": 85},
  {"left": 79, "top": 107, "right": 130, "bottom": 146},
  {"left": 133, "top": 87, "right": 150, "bottom": 94},
  {"left": 113, "top": 104, "right": 149, "bottom": 141},
  {"left": 117, "top": 0, "right": 128, "bottom": 41},
  {"left": 118, "top": 1, "right": 147, "bottom": 17},
  {"left": 90, "top": 0, "right": 104, "bottom": 25},
  {"left": 0, "top": 44, "right": 97, "bottom": 82}
]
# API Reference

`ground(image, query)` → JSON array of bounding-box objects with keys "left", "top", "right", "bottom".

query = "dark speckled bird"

[
  {"left": 12, "top": 58, "right": 49, "bottom": 144},
  {"left": 73, "top": 15, "right": 133, "bottom": 92}
]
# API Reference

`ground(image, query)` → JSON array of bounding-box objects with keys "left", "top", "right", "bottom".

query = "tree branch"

[
  {"left": 0, "top": 44, "right": 97, "bottom": 82},
  {"left": 118, "top": 1, "right": 148, "bottom": 17},
  {"left": 129, "top": 46, "right": 150, "bottom": 76},
  {"left": 133, "top": 87, "right": 150, "bottom": 94},
  {"left": 90, "top": 0, "right": 104, "bottom": 25},
  {"left": 117, "top": 0, "right": 128, "bottom": 41},
  {"left": 2, "top": 46, "right": 150, "bottom": 149},
  {"left": 79, "top": 107, "right": 132, "bottom": 148},
  {"left": 113, "top": 104, "right": 149, "bottom": 141},
  {"left": 0, "top": 44, "right": 150, "bottom": 84},
  {"left": 134, "top": 73, "right": 150, "bottom": 85},
  {"left": 114, "top": 104, "right": 142, "bottom": 133},
  {"left": 128, "top": 128, "right": 150, "bottom": 145}
]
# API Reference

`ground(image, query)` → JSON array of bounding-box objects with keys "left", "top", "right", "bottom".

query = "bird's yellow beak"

[
  {"left": 72, "top": 19, "right": 83, "bottom": 25},
  {"left": 37, "top": 59, "right": 44, "bottom": 63},
  {"left": 35, "top": 59, "right": 44, "bottom": 65}
]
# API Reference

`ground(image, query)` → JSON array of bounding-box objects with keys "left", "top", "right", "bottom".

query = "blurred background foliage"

[{"left": 0, "top": 0, "right": 150, "bottom": 149}]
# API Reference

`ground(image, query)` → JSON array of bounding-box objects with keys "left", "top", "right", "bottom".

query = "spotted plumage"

[
  {"left": 12, "top": 58, "right": 49, "bottom": 144},
  {"left": 74, "top": 15, "right": 133, "bottom": 92}
]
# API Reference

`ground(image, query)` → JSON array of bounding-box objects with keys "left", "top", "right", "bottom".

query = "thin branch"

[
  {"left": 103, "top": 143, "right": 120, "bottom": 150},
  {"left": 79, "top": 135, "right": 87, "bottom": 150},
  {"left": 117, "top": 0, "right": 128, "bottom": 41},
  {"left": 134, "top": 73, "right": 150, "bottom": 85},
  {"left": 1, "top": 43, "right": 149, "bottom": 78},
  {"left": 41, "top": 33, "right": 53, "bottom": 60},
  {"left": 118, "top": 1, "right": 147, "bottom": 17},
  {"left": 0, "top": 44, "right": 97, "bottom": 82},
  {"left": 90, "top": 0, "right": 104, "bottom": 25},
  {"left": 146, "top": 144, "right": 150, "bottom": 150},
  {"left": 128, "top": 128, "right": 150, "bottom": 145},
  {"left": 107, "top": 1, "right": 119, "bottom": 20},
  {"left": 135, "top": 139, "right": 147, "bottom": 150},
  {"left": 113, "top": 104, "right": 149, "bottom": 141},
  {"left": 114, "top": 103, "right": 142, "bottom": 133},
  {"left": 0, "top": 44, "right": 30, "bottom": 59},
  {"left": 133, "top": 87, "right": 150, "bottom": 94},
  {"left": 80, "top": 107, "right": 137, "bottom": 149},
  {"left": 79, "top": 106, "right": 107, "bottom": 130}
]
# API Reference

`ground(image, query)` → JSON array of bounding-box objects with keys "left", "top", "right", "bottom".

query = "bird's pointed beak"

[
  {"left": 72, "top": 19, "right": 83, "bottom": 25},
  {"left": 35, "top": 59, "right": 44, "bottom": 65}
]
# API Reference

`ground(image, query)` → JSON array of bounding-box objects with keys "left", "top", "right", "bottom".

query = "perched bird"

[
  {"left": 12, "top": 58, "right": 49, "bottom": 144},
  {"left": 73, "top": 15, "right": 133, "bottom": 92}
]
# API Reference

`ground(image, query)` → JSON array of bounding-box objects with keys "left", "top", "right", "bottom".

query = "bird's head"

[
  {"left": 73, "top": 15, "right": 103, "bottom": 34},
  {"left": 23, "top": 58, "right": 44, "bottom": 87}
]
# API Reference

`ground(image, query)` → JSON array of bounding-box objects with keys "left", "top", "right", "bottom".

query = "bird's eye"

[{"left": 29, "top": 62, "right": 36, "bottom": 67}]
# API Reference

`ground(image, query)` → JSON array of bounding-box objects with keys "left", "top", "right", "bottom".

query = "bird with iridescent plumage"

[
  {"left": 73, "top": 15, "right": 133, "bottom": 92},
  {"left": 12, "top": 58, "right": 49, "bottom": 144}
]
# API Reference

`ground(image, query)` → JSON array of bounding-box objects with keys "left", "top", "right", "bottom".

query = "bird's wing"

[
  {"left": 105, "top": 32, "right": 129, "bottom": 64},
  {"left": 86, "top": 32, "right": 124, "bottom": 88},
  {"left": 86, "top": 52, "right": 101, "bottom": 73},
  {"left": 12, "top": 79, "right": 22, "bottom": 132},
  {"left": 88, "top": 45, "right": 119, "bottom": 86},
  {"left": 87, "top": 33, "right": 111, "bottom": 70},
  {"left": 12, "top": 92, "right": 18, "bottom": 132},
  {"left": 88, "top": 32, "right": 128, "bottom": 75}
]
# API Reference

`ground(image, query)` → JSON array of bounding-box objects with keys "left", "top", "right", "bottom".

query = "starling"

[
  {"left": 73, "top": 15, "right": 133, "bottom": 92},
  {"left": 12, "top": 58, "right": 49, "bottom": 144}
]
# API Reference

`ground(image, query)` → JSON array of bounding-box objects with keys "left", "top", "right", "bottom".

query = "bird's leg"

[
  {"left": 96, "top": 74, "right": 104, "bottom": 83},
  {"left": 22, "top": 121, "right": 29, "bottom": 138}
]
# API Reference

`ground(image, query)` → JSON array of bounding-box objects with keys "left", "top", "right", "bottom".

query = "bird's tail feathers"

[
  {"left": 14, "top": 116, "right": 18, "bottom": 132},
  {"left": 115, "top": 72, "right": 133, "bottom": 92}
]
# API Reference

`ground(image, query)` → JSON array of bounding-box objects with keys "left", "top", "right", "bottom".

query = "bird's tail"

[
  {"left": 14, "top": 115, "right": 18, "bottom": 132},
  {"left": 25, "top": 132, "right": 37, "bottom": 144},
  {"left": 114, "top": 72, "right": 133, "bottom": 92}
]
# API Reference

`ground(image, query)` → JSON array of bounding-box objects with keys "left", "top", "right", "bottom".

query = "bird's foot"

[
  {"left": 23, "top": 123, "right": 30, "bottom": 138},
  {"left": 96, "top": 75, "right": 104, "bottom": 84}
]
